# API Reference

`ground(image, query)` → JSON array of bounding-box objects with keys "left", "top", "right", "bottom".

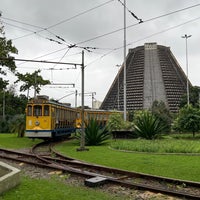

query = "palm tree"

[{"left": 15, "top": 70, "right": 50, "bottom": 98}]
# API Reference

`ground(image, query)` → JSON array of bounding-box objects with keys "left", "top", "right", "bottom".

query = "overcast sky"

[{"left": 1, "top": 0, "right": 200, "bottom": 107}]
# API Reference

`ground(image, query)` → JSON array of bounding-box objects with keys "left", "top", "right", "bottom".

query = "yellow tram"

[
  {"left": 25, "top": 95, "right": 76, "bottom": 138},
  {"left": 25, "top": 95, "right": 123, "bottom": 139}
]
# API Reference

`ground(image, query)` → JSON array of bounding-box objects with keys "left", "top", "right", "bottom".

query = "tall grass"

[{"left": 110, "top": 138, "right": 200, "bottom": 153}]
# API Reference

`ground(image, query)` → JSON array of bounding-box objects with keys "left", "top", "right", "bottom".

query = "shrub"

[
  {"left": 9, "top": 114, "right": 26, "bottom": 137},
  {"left": 172, "top": 104, "right": 200, "bottom": 137},
  {"left": 151, "top": 100, "right": 172, "bottom": 133},
  {"left": 134, "top": 110, "right": 167, "bottom": 140},
  {"left": 76, "top": 118, "right": 110, "bottom": 146}
]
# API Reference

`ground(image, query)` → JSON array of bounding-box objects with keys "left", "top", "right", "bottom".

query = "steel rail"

[{"left": 1, "top": 145, "right": 199, "bottom": 199}]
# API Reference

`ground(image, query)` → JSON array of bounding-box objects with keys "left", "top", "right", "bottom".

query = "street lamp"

[
  {"left": 123, "top": 0, "right": 127, "bottom": 121},
  {"left": 182, "top": 34, "right": 192, "bottom": 106}
]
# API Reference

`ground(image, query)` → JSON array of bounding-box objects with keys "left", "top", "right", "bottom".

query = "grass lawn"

[
  {"left": 0, "top": 176, "right": 121, "bottom": 200},
  {"left": 0, "top": 133, "right": 42, "bottom": 149},
  {"left": 55, "top": 138, "right": 200, "bottom": 182},
  {"left": 0, "top": 133, "right": 200, "bottom": 199}
]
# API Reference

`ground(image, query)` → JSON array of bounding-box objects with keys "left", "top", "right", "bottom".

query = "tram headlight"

[{"left": 35, "top": 121, "right": 40, "bottom": 126}]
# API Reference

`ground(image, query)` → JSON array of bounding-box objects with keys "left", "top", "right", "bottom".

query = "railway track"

[{"left": 0, "top": 142, "right": 200, "bottom": 199}]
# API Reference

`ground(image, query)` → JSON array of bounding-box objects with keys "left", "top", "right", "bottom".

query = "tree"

[
  {"left": 107, "top": 113, "right": 124, "bottom": 132},
  {"left": 0, "top": 88, "right": 27, "bottom": 116},
  {"left": 179, "top": 86, "right": 200, "bottom": 108},
  {"left": 151, "top": 100, "right": 172, "bottom": 133},
  {"left": 15, "top": 70, "right": 50, "bottom": 98},
  {"left": 172, "top": 104, "right": 200, "bottom": 137},
  {"left": 0, "top": 13, "right": 18, "bottom": 89}
]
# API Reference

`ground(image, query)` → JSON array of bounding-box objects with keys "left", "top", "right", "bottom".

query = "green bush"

[
  {"left": 76, "top": 118, "right": 110, "bottom": 146},
  {"left": 9, "top": 114, "right": 26, "bottom": 137},
  {"left": 107, "top": 113, "right": 133, "bottom": 131},
  {"left": 134, "top": 110, "right": 167, "bottom": 140}
]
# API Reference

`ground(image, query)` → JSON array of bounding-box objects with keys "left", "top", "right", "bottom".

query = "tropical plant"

[
  {"left": 172, "top": 104, "right": 200, "bottom": 137},
  {"left": 179, "top": 86, "right": 200, "bottom": 108},
  {"left": 107, "top": 113, "right": 124, "bottom": 132},
  {"left": 0, "top": 13, "right": 18, "bottom": 89},
  {"left": 0, "top": 118, "right": 10, "bottom": 133},
  {"left": 76, "top": 118, "right": 110, "bottom": 146},
  {"left": 9, "top": 114, "right": 26, "bottom": 137},
  {"left": 134, "top": 110, "right": 167, "bottom": 140},
  {"left": 15, "top": 70, "right": 50, "bottom": 98},
  {"left": 151, "top": 100, "right": 172, "bottom": 133}
]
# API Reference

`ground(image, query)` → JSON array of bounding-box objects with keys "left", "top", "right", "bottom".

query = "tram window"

[
  {"left": 33, "top": 105, "right": 42, "bottom": 116},
  {"left": 27, "top": 105, "right": 32, "bottom": 116},
  {"left": 44, "top": 105, "right": 49, "bottom": 116}
]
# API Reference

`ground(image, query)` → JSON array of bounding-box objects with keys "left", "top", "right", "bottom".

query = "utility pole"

[
  {"left": 116, "top": 65, "right": 121, "bottom": 110},
  {"left": 182, "top": 34, "right": 191, "bottom": 106},
  {"left": 3, "top": 90, "right": 5, "bottom": 120},
  {"left": 75, "top": 90, "right": 77, "bottom": 108},
  {"left": 34, "top": 71, "right": 37, "bottom": 99},
  {"left": 77, "top": 50, "right": 88, "bottom": 151},
  {"left": 91, "top": 92, "right": 96, "bottom": 109},
  {"left": 123, "top": 0, "right": 127, "bottom": 121}
]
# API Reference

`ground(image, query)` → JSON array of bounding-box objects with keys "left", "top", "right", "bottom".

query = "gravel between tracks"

[{"left": 1, "top": 148, "right": 182, "bottom": 200}]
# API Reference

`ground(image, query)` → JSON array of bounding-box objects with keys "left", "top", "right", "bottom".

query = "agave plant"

[
  {"left": 9, "top": 114, "right": 26, "bottom": 137},
  {"left": 77, "top": 118, "right": 111, "bottom": 146},
  {"left": 134, "top": 110, "right": 167, "bottom": 140}
]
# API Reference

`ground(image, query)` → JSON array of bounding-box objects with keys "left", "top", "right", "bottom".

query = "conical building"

[{"left": 100, "top": 43, "right": 191, "bottom": 112}]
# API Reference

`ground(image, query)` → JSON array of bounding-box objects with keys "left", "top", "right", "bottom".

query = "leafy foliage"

[
  {"left": 151, "top": 100, "right": 172, "bottom": 133},
  {"left": 107, "top": 113, "right": 124, "bottom": 131},
  {"left": 179, "top": 86, "right": 200, "bottom": 108},
  {"left": 77, "top": 118, "right": 110, "bottom": 146},
  {"left": 0, "top": 87, "right": 27, "bottom": 133},
  {"left": 134, "top": 110, "right": 167, "bottom": 140},
  {"left": 15, "top": 70, "right": 50, "bottom": 98},
  {"left": 0, "top": 13, "right": 18, "bottom": 90},
  {"left": 172, "top": 104, "right": 200, "bottom": 137},
  {"left": 9, "top": 114, "right": 26, "bottom": 137},
  {"left": 0, "top": 89, "right": 27, "bottom": 116},
  {"left": 107, "top": 113, "right": 132, "bottom": 131}
]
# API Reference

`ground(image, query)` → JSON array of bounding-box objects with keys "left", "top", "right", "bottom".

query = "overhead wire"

[
  {"left": 117, "top": 0, "right": 143, "bottom": 23},
  {"left": 3, "top": 2, "right": 200, "bottom": 70},
  {"left": 3, "top": 1, "right": 199, "bottom": 55},
  {"left": 75, "top": 2, "right": 200, "bottom": 46},
  {"left": 1, "top": 0, "right": 114, "bottom": 41},
  {"left": 85, "top": 15, "right": 200, "bottom": 67}
]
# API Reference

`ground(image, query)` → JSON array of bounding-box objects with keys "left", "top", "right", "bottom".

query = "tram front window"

[
  {"left": 33, "top": 105, "right": 42, "bottom": 116},
  {"left": 27, "top": 105, "right": 32, "bottom": 116},
  {"left": 44, "top": 105, "right": 49, "bottom": 116}
]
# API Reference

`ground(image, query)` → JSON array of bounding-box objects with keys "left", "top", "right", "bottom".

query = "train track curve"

[{"left": 0, "top": 142, "right": 200, "bottom": 199}]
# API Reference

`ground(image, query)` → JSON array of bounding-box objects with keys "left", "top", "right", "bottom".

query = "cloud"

[{"left": 1, "top": 0, "right": 200, "bottom": 107}]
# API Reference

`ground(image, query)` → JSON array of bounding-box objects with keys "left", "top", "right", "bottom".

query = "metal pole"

[
  {"left": 75, "top": 90, "right": 77, "bottom": 108},
  {"left": 92, "top": 93, "right": 94, "bottom": 109},
  {"left": 182, "top": 34, "right": 191, "bottom": 106},
  {"left": 80, "top": 50, "right": 85, "bottom": 150},
  {"left": 3, "top": 90, "right": 5, "bottom": 120},
  {"left": 123, "top": 0, "right": 127, "bottom": 121},
  {"left": 116, "top": 65, "right": 120, "bottom": 110},
  {"left": 77, "top": 50, "right": 88, "bottom": 151},
  {"left": 34, "top": 71, "right": 37, "bottom": 99}
]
